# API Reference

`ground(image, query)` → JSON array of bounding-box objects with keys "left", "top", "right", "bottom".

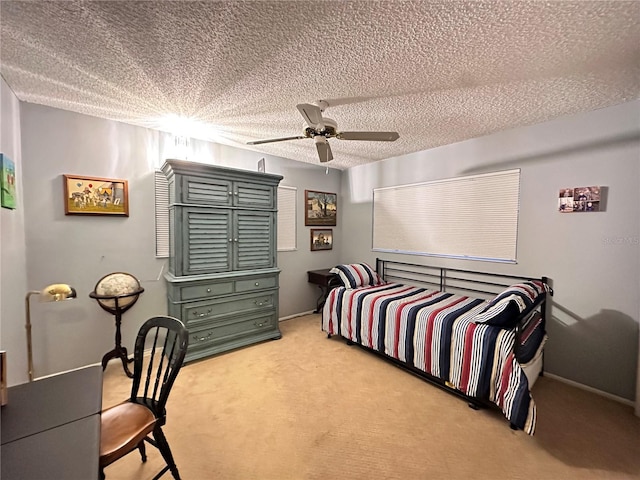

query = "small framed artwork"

[
  {"left": 63, "top": 174, "right": 129, "bottom": 216},
  {"left": 305, "top": 190, "right": 337, "bottom": 226},
  {"left": 558, "top": 186, "right": 602, "bottom": 213},
  {"left": 311, "top": 229, "right": 333, "bottom": 251},
  {"left": 1, "top": 153, "right": 16, "bottom": 210}
]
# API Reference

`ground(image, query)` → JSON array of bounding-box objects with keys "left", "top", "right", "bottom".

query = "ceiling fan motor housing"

[{"left": 305, "top": 117, "right": 338, "bottom": 138}]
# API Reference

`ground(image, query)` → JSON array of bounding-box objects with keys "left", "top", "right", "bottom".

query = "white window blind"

[
  {"left": 277, "top": 186, "right": 297, "bottom": 251},
  {"left": 373, "top": 169, "right": 520, "bottom": 263},
  {"left": 155, "top": 170, "right": 170, "bottom": 258}
]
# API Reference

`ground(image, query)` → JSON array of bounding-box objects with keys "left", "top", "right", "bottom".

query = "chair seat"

[{"left": 100, "top": 401, "right": 157, "bottom": 467}]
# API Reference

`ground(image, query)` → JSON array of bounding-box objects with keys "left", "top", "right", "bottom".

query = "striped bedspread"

[{"left": 322, "top": 283, "right": 539, "bottom": 435}]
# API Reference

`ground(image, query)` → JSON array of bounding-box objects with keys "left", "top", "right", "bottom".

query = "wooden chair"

[{"left": 100, "top": 316, "right": 189, "bottom": 479}]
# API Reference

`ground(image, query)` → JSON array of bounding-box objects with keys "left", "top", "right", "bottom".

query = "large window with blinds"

[{"left": 372, "top": 169, "right": 521, "bottom": 263}]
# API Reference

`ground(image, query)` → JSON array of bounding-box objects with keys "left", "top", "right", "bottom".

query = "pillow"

[
  {"left": 330, "top": 263, "right": 384, "bottom": 289},
  {"left": 473, "top": 281, "right": 549, "bottom": 328}
]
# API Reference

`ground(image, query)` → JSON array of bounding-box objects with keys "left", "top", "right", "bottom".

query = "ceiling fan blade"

[
  {"left": 337, "top": 131, "right": 400, "bottom": 141},
  {"left": 297, "top": 103, "right": 324, "bottom": 128},
  {"left": 247, "top": 135, "right": 305, "bottom": 145},
  {"left": 314, "top": 136, "right": 333, "bottom": 163}
]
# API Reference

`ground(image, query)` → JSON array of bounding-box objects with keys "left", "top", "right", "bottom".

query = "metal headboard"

[{"left": 375, "top": 258, "right": 548, "bottom": 300}]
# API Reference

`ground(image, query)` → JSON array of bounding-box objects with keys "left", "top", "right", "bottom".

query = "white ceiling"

[{"left": 1, "top": 1, "right": 639, "bottom": 170}]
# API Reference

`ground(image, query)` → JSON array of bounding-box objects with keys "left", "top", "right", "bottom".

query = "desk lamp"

[{"left": 25, "top": 283, "right": 77, "bottom": 381}]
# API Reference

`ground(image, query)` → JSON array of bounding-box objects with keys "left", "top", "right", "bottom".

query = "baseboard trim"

[
  {"left": 279, "top": 310, "right": 316, "bottom": 321},
  {"left": 544, "top": 372, "right": 634, "bottom": 407}
]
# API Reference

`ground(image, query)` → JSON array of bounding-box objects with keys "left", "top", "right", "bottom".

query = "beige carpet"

[{"left": 102, "top": 314, "right": 640, "bottom": 480}]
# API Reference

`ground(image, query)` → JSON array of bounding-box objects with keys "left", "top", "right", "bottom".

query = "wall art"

[
  {"left": 305, "top": 190, "right": 337, "bottom": 226},
  {"left": 558, "top": 186, "right": 602, "bottom": 213},
  {"left": 310, "top": 228, "right": 333, "bottom": 251},
  {"left": 1, "top": 153, "right": 16, "bottom": 210},
  {"left": 64, "top": 174, "right": 129, "bottom": 216}
]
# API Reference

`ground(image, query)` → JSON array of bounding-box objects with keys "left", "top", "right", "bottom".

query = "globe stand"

[{"left": 90, "top": 287, "right": 144, "bottom": 378}]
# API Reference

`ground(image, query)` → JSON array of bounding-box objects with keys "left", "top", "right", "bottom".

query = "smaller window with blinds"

[
  {"left": 277, "top": 186, "right": 297, "bottom": 251},
  {"left": 154, "top": 171, "right": 170, "bottom": 258},
  {"left": 373, "top": 169, "right": 521, "bottom": 263}
]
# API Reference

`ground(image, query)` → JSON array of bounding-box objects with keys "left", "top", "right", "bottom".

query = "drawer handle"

[
  {"left": 255, "top": 321, "right": 267, "bottom": 327},
  {"left": 254, "top": 300, "right": 269, "bottom": 306},
  {"left": 254, "top": 282, "right": 260, "bottom": 286},
  {"left": 192, "top": 308, "right": 213, "bottom": 318},
  {"left": 193, "top": 332, "right": 213, "bottom": 342},
  {"left": 206, "top": 288, "right": 211, "bottom": 293}
]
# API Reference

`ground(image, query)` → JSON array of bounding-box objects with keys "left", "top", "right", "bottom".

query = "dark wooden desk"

[
  {"left": 1, "top": 364, "right": 103, "bottom": 480},
  {"left": 307, "top": 268, "right": 339, "bottom": 313}
]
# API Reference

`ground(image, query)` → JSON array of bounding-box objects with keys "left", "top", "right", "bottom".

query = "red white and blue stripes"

[
  {"left": 322, "top": 283, "right": 542, "bottom": 435},
  {"left": 329, "top": 263, "right": 385, "bottom": 289},
  {"left": 473, "top": 280, "right": 549, "bottom": 328}
]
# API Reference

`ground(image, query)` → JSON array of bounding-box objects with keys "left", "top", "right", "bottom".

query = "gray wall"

[
  {"left": 339, "top": 100, "right": 640, "bottom": 402},
  {"left": 0, "top": 77, "right": 29, "bottom": 386},
  {"left": 10, "top": 103, "right": 340, "bottom": 383},
  {"left": 5, "top": 95, "right": 639, "bottom": 410}
]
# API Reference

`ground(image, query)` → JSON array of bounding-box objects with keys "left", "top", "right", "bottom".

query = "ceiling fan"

[{"left": 247, "top": 100, "right": 399, "bottom": 163}]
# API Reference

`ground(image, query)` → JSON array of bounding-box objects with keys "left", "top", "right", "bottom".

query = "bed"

[{"left": 322, "top": 259, "right": 552, "bottom": 435}]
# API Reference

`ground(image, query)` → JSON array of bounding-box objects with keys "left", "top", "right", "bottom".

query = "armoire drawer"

[
  {"left": 235, "top": 275, "right": 277, "bottom": 293},
  {"left": 169, "top": 273, "right": 278, "bottom": 302},
  {"left": 180, "top": 281, "right": 234, "bottom": 301},
  {"left": 181, "top": 291, "right": 276, "bottom": 326},
  {"left": 187, "top": 312, "right": 277, "bottom": 352}
]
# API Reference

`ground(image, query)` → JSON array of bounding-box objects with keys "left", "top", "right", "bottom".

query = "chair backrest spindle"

[
  {"left": 129, "top": 317, "right": 189, "bottom": 418},
  {"left": 150, "top": 327, "right": 164, "bottom": 402}
]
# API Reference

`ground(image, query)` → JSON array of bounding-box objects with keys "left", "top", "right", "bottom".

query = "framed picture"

[
  {"left": 63, "top": 174, "right": 129, "bottom": 216},
  {"left": 311, "top": 229, "right": 333, "bottom": 251},
  {"left": 1, "top": 154, "right": 17, "bottom": 210},
  {"left": 305, "top": 190, "right": 337, "bottom": 226},
  {"left": 558, "top": 186, "right": 602, "bottom": 213}
]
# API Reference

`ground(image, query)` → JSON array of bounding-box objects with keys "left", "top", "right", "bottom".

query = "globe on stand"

[{"left": 90, "top": 272, "right": 144, "bottom": 378}]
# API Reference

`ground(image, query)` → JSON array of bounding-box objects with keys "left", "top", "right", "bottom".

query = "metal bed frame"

[{"left": 328, "top": 258, "right": 552, "bottom": 430}]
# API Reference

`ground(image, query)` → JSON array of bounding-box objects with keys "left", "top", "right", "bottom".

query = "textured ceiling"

[{"left": 1, "top": 1, "right": 639, "bottom": 170}]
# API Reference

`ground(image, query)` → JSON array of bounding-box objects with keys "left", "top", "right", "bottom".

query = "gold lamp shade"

[
  {"left": 39, "top": 283, "right": 77, "bottom": 302},
  {"left": 25, "top": 283, "right": 77, "bottom": 381}
]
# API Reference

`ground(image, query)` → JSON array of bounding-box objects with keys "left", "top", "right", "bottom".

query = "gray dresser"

[{"left": 161, "top": 159, "right": 283, "bottom": 363}]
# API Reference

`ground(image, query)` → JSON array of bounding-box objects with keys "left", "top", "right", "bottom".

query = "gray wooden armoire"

[{"left": 161, "top": 159, "right": 283, "bottom": 363}]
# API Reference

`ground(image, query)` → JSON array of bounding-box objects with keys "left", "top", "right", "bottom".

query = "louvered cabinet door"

[
  {"left": 182, "top": 207, "right": 232, "bottom": 275},
  {"left": 234, "top": 210, "right": 275, "bottom": 271},
  {"left": 183, "top": 175, "right": 233, "bottom": 206},
  {"left": 234, "top": 182, "right": 275, "bottom": 209}
]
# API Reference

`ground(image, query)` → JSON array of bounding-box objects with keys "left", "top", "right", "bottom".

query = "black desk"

[{"left": 1, "top": 364, "right": 103, "bottom": 480}]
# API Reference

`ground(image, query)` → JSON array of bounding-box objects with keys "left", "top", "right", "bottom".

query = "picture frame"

[
  {"left": 305, "top": 190, "right": 337, "bottom": 226},
  {"left": 558, "top": 186, "right": 602, "bottom": 213},
  {"left": 310, "top": 229, "right": 333, "bottom": 251},
  {"left": 1, "top": 153, "right": 17, "bottom": 210},
  {"left": 63, "top": 174, "right": 129, "bottom": 216}
]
